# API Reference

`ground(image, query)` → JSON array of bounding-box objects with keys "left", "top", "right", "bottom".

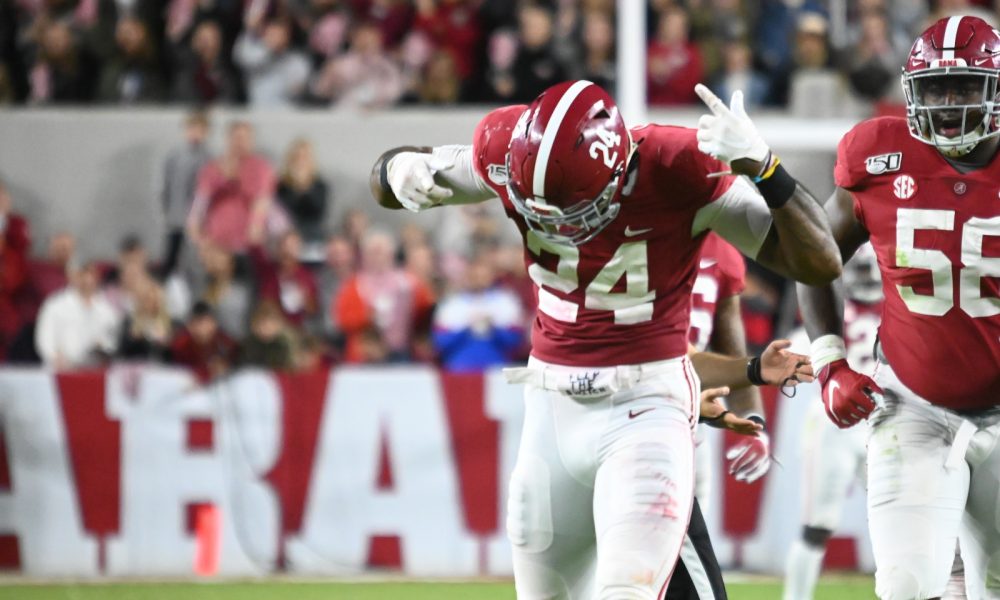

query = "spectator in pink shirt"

[{"left": 187, "top": 121, "right": 283, "bottom": 254}]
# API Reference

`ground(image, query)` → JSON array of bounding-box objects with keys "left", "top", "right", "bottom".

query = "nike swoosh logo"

[
  {"left": 826, "top": 380, "right": 840, "bottom": 419},
  {"left": 974, "top": 57, "right": 991, "bottom": 66},
  {"left": 699, "top": 258, "right": 717, "bottom": 268},
  {"left": 625, "top": 226, "right": 653, "bottom": 237},
  {"left": 628, "top": 407, "right": 656, "bottom": 419}
]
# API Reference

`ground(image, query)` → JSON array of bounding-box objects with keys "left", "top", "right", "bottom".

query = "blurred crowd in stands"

[
  {"left": 2, "top": 0, "right": 997, "bottom": 377},
  {"left": 1, "top": 0, "right": 995, "bottom": 111},
  {"left": 0, "top": 112, "right": 534, "bottom": 375}
]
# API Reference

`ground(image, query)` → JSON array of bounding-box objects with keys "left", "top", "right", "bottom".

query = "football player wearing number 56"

[
  {"left": 795, "top": 16, "right": 1000, "bottom": 600},
  {"left": 371, "top": 80, "right": 840, "bottom": 599}
]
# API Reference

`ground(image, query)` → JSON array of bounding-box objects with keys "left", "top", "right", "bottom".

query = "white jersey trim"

[{"left": 691, "top": 176, "right": 773, "bottom": 259}]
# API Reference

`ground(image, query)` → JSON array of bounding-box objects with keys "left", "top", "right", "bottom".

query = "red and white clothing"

[
  {"left": 835, "top": 116, "right": 1000, "bottom": 599},
  {"left": 189, "top": 155, "right": 278, "bottom": 253},
  {"left": 687, "top": 232, "right": 746, "bottom": 509},
  {"left": 835, "top": 116, "right": 1000, "bottom": 411},
  {"left": 471, "top": 106, "right": 753, "bottom": 368},
  {"left": 688, "top": 232, "right": 747, "bottom": 353},
  {"left": 433, "top": 104, "right": 774, "bottom": 599}
]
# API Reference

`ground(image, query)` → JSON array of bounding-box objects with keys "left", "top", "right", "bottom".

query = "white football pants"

[
  {"left": 868, "top": 362, "right": 1000, "bottom": 600},
  {"left": 504, "top": 355, "right": 700, "bottom": 600}
]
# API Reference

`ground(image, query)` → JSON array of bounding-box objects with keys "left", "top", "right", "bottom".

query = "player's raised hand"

[
  {"left": 694, "top": 83, "right": 771, "bottom": 177},
  {"left": 818, "top": 359, "right": 883, "bottom": 428},
  {"left": 760, "top": 339, "right": 814, "bottom": 387},
  {"left": 700, "top": 386, "right": 764, "bottom": 436},
  {"left": 386, "top": 152, "right": 454, "bottom": 212}
]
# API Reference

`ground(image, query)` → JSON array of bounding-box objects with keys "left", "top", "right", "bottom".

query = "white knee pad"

[
  {"left": 875, "top": 566, "right": 929, "bottom": 600},
  {"left": 506, "top": 455, "right": 554, "bottom": 553}
]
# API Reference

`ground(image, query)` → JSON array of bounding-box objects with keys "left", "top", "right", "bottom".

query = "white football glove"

[
  {"left": 694, "top": 83, "right": 770, "bottom": 166},
  {"left": 726, "top": 431, "right": 771, "bottom": 483},
  {"left": 386, "top": 151, "right": 455, "bottom": 212}
]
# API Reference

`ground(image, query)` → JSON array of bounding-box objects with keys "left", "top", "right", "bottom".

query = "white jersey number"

[
  {"left": 895, "top": 209, "right": 1000, "bottom": 318},
  {"left": 526, "top": 230, "right": 654, "bottom": 324}
]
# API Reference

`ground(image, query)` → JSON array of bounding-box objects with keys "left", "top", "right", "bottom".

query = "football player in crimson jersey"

[
  {"left": 688, "top": 233, "right": 771, "bottom": 497},
  {"left": 371, "top": 80, "right": 839, "bottom": 599},
  {"left": 783, "top": 244, "right": 882, "bottom": 600},
  {"left": 793, "top": 15, "right": 1000, "bottom": 600}
]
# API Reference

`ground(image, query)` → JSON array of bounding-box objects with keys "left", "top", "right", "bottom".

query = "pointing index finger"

[{"left": 695, "top": 83, "right": 727, "bottom": 116}]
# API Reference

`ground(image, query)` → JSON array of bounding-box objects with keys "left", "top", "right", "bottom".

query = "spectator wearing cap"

[
  {"left": 169, "top": 300, "right": 237, "bottom": 381},
  {"left": 187, "top": 121, "right": 284, "bottom": 255},
  {"left": 158, "top": 110, "right": 212, "bottom": 278},
  {"left": 35, "top": 261, "right": 120, "bottom": 370},
  {"left": 234, "top": 16, "right": 311, "bottom": 109},
  {"left": 647, "top": 5, "right": 704, "bottom": 105},
  {"left": 432, "top": 255, "right": 524, "bottom": 372}
]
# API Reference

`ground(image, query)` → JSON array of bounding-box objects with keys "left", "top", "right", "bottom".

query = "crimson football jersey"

[
  {"left": 836, "top": 117, "right": 1000, "bottom": 410},
  {"left": 472, "top": 106, "right": 735, "bottom": 366},
  {"left": 688, "top": 232, "right": 747, "bottom": 352},
  {"left": 843, "top": 299, "right": 882, "bottom": 376}
]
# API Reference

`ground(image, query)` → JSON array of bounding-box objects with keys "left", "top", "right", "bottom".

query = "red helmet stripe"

[
  {"left": 532, "top": 80, "right": 594, "bottom": 203},
  {"left": 942, "top": 15, "right": 963, "bottom": 60}
]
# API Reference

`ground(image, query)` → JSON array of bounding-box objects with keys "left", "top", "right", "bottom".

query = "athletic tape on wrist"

[{"left": 811, "top": 334, "right": 847, "bottom": 371}]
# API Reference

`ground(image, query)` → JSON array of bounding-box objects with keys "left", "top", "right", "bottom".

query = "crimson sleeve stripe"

[{"left": 532, "top": 80, "right": 593, "bottom": 202}]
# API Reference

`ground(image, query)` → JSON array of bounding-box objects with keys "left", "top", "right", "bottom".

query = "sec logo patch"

[{"left": 893, "top": 175, "right": 916, "bottom": 200}]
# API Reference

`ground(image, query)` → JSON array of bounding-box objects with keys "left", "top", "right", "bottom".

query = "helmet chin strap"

[{"left": 932, "top": 123, "right": 984, "bottom": 157}]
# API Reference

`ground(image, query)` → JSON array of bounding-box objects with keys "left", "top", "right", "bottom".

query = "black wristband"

[
  {"left": 746, "top": 414, "right": 767, "bottom": 430},
  {"left": 754, "top": 163, "right": 796, "bottom": 209},
  {"left": 747, "top": 356, "right": 767, "bottom": 386},
  {"left": 379, "top": 152, "right": 394, "bottom": 193}
]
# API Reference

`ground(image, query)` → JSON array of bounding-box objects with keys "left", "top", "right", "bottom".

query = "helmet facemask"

[
  {"left": 506, "top": 153, "right": 624, "bottom": 246},
  {"left": 902, "top": 69, "right": 1000, "bottom": 157}
]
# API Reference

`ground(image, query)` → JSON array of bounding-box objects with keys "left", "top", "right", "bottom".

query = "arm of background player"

[
  {"left": 370, "top": 145, "right": 495, "bottom": 210},
  {"left": 711, "top": 294, "right": 764, "bottom": 418},
  {"left": 795, "top": 187, "right": 869, "bottom": 340},
  {"left": 690, "top": 340, "right": 813, "bottom": 389}
]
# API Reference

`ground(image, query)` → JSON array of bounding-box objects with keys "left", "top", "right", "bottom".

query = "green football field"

[{"left": 0, "top": 577, "right": 877, "bottom": 599}]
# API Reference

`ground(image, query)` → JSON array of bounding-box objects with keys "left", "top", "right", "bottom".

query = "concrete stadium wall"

[{"left": 0, "top": 108, "right": 855, "bottom": 261}]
